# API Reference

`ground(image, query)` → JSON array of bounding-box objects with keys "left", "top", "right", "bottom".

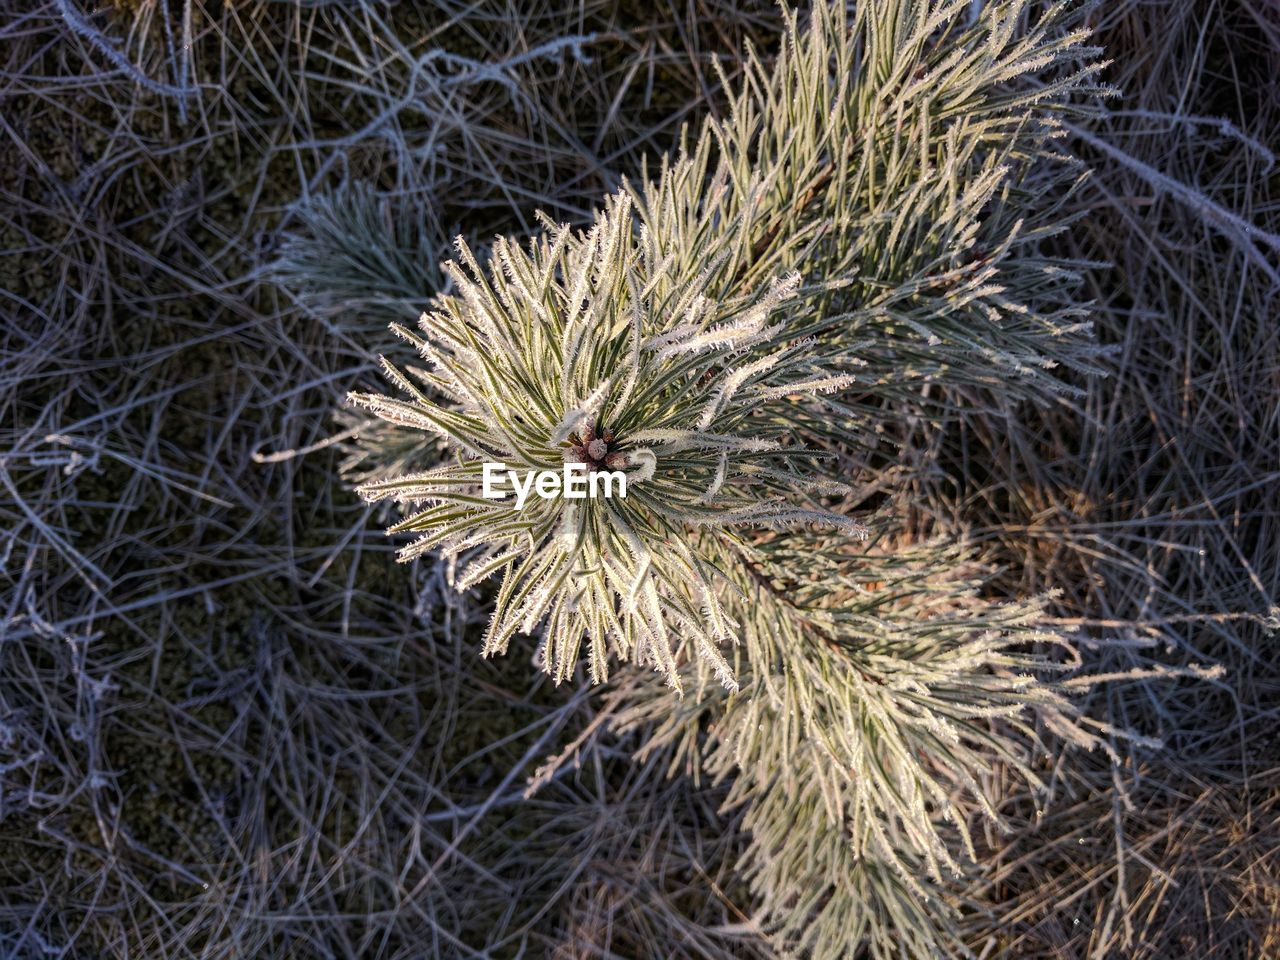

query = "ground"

[{"left": 2, "top": 1, "right": 1277, "bottom": 957}]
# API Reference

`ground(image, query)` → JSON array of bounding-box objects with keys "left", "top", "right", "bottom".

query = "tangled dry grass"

[{"left": 2, "top": 0, "right": 1277, "bottom": 957}]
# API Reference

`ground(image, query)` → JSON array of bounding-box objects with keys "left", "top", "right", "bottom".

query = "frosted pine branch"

[
  {"left": 354, "top": 0, "right": 1108, "bottom": 691},
  {"left": 352, "top": 196, "right": 863, "bottom": 689},
  {"left": 339, "top": 0, "right": 1141, "bottom": 955}
]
